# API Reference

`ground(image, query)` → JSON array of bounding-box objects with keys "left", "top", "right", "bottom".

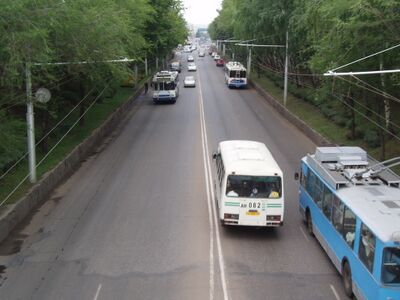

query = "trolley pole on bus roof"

[{"left": 236, "top": 32, "right": 288, "bottom": 106}]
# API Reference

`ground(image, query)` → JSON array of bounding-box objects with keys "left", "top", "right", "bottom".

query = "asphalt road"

[{"left": 0, "top": 51, "right": 351, "bottom": 300}]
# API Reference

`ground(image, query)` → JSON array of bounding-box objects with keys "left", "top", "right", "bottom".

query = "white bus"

[
  {"left": 212, "top": 140, "right": 284, "bottom": 226},
  {"left": 224, "top": 61, "right": 247, "bottom": 88},
  {"left": 152, "top": 71, "right": 179, "bottom": 104}
]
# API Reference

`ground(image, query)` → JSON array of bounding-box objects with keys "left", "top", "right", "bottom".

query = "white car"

[
  {"left": 214, "top": 54, "right": 220, "bottom": 61},
  {"left": 184, "top": 76, "right": 196, "bottom": 87},
  {"left": 187, "top": 55, "right": 194, "bottom": 62},
  {"left": 199, "top": 51, "right": 205, "bottom": 57},
  {"left": 187, "top": 62, "right": 197, "bottom": 71}
]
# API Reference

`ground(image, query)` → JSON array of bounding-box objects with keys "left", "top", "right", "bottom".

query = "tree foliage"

[
  {"left": 210, "top": 0, "right": 400, "bottom": 153},
  {"left": 0, "top": 0, "right": 187, "bottom": 172}
]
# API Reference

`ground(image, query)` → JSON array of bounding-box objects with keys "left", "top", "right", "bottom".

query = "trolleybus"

[
  {"left": 224, "top": 61, "right": 247, "bottom": 88},
  {"left": 213, "top": 140, "right": 284, "bottom": 227},
  {"left": 298, "top": 146, "right": 400, "bottom": 299},
  {"left": 152, "top": 70, "right": 179, "bottom": 104}
]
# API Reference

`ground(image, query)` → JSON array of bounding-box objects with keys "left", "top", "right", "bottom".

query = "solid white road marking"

[
  {"left": 330, "top": 284, "right": 341, "bottom": 300},
  {"left": 198, "top": 69, "right": 230, "bottom": 300},
  {"left": 299, "top": 226, "right": 310, "bottom": 242},
  {"left": 198, "top": 72, "right": 215, "bottom": 299},
  {"left": 93, "top": 284, "right": 102, "bottom": 300}
]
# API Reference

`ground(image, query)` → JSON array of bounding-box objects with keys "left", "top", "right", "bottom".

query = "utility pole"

[
  {"left": 247, "top": 47, "right": 252, "bottom": 77},
  {"left": 156, "top": 57, "right": 159, "bottom": 70},
  {"left": 283, "top": 30, "right": 289, "bottom": 107},
  {"left": 25, "top": 57, "right": 135, "bottom": 183},
  {"left": 25, "top": 63, "right": 36, "bottom": 183},
  {"left": 236, "top": 40, "right": 287, "bottom": 105},
  {"left": 145, "top": 56, "right": 148, "bottom": 76}
]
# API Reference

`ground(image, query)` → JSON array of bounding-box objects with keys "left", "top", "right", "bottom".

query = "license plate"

[{"left": 246, "top": 211, "right": 260, "bottom": 216}]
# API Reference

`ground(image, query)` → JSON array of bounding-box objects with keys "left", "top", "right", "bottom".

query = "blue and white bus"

[
  {"left": 152, "top": 70, "right": 179, "bottom": 104},
  {"left": 298, "top": 147, "right": 400, "bottom": 300},
  {"left": 224, "top": 61, "right": 247, "bottom": 88}
]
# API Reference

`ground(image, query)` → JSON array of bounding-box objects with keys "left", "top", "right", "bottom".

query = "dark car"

[{"left": 216, "top": 59, "right": 225, "bottom": 67}]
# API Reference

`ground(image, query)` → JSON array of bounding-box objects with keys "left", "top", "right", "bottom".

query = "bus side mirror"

[
  {"left": 294, "top": 172, "right": 299, "bottom": 180},
  {"left": 212, "top": 152, "right": 218, "bottom": 159}
]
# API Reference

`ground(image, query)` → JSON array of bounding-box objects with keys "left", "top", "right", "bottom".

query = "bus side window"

[
  {"left": 342, "top": 206, "right": 356, "bottom": 249},
  {"left": 306, "top": 169, "right": 316, "bottom": 198},
  {"left": 359, "top": 223, "right": 376, "bottom": 273},
  {"left": 216, "top": 156, "right": 225, "bottom": 187},
  {"left": 300, "top": 169, "right": 307, "bottom": 187},
  {"left": 322, "top": 188, "right": 333, "bottom": 219},
  {"left": 332, "top": 196, "right": 344, "bottom": 233},
  {"left": 314, "top": 178, "right": 324, "bottom": 208}
]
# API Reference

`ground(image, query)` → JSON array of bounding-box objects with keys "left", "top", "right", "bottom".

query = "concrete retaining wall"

[
  {"left": 249, "top": 79, "right": 331, "bottom": 146},
  {"left": 0, "top": 87, "right": 144, "bottom": 243}
]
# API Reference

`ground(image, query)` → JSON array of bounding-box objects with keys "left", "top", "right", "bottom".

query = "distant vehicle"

[
  {"left": 170, "top": 61, "right": 181, "bottom": 73},
  {"left": 213, "top": 140, "right": 284, "bottom": 227},
  {"left": 211, "top": 52, "right": 217, "bottom": 58},
  {"left": 297, "top": 146, "right": 400, "bottom": 300},
  {"left": 183, "top": 46, "right": 192, "bottom": 53},
  {"left": 187, "top": 62, "right": 197, "bottom": 71},
  {"left": 224, "top": 61, "right": 247, "bottom": 88},
  {"left": 199, "top": 51, "right": 205, "bottom": 57},
  {"left": 184, "top": 76, "right": 196, "bottom": 87},
  {"left": 213, "top": 54, "right": 220, "bottom": 61},
  {"left": 216, "top": 59, "right": 224, "bottom": 67},
  {"left": 152, "top": 70, "right": 179, "bottom": 104},
  {"left": 187, "top": 55, "right": 194, "bottom": 62}
]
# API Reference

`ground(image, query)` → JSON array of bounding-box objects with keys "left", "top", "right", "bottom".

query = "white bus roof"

[
  {"left": 225, "top": 61, "right": 246, "bottom": 71},
  {"left": 219, "top": 140, "right": 282, "bottom": 177},
  {"left": 304, "top": 146, "right": 400, "bottom": 243},
  {"left": 152, "top": 70, "right": 178, "bottom": 82},
  {"left": 338, "top": 185, "right": 400, "bottom": 243}
]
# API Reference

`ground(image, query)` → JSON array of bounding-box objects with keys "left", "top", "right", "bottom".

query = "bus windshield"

[
  {"left": 154, "top": 82, "right": 176, "bottom": 91},
  {"left": 226, "top": 175, "right": 281, "bottom": 198},
  {"left": 382, "top": 247, "right": 400, "bottom": 284}
]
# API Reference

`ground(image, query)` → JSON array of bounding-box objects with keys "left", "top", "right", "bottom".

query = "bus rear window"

[
  {"left": 226, "top": 175, "right": 281, "bottom": 198},
  {"left": 382, "top": 247, "right": 400, "bottom": 284}
]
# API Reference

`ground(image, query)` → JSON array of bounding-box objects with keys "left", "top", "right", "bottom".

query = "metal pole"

[
  {"left": 247, "top": 47, "right": 252, "bottom": 77},
  {"left": 134, "top": 63, "right": 138, "bottom": 83},
  {"left": 232, "top": 52, "right": 235, "bottom": 61},
  {"left": 156, "top": 57, "right": 159, "bottom": 70},
  {"left": 145, "top": 56, "right": 148, "bottom": 76},
  {"left": 283, "top": 30, "right": 289, "bottom": 107},
  {"left": 26, "top": 63, "right": 37, "bottom": 183},
  {"left": 223, "top": 43, "right": 226, "bottom": 57}
]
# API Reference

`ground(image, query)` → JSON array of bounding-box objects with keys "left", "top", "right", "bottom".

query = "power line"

[
  {"left": 336, "top": 75, "right": 400, "bottom": 105},
  {"left": 329, "top": 43, "right": 400, "bottom": 72},
  {"left": 253, "top": 61, "right": 400, "bottom": 132},
  {"left": 332, "top": 93, "right": 400, "bottom": 143},
  {"left": 0, "top": 82, "right": 109, "bottom": 208},
  {"left": 0, "top": 87, "right": 95, "bottom": 181}
]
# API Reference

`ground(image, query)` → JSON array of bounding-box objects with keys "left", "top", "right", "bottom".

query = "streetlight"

[{"left": 26, "top": 57, "right": 136, "bottom": 183}]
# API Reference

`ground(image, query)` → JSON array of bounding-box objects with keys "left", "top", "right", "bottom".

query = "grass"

[
  {"left": 250, "top": 74, "right": 400, "bottom": 173},
  {"left": 0, "top": 84, "right": 139, "bottom": 207}
]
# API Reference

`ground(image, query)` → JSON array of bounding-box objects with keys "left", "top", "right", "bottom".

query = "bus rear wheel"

[
  {"left": 306, "top": 210, "right": 313, "bottom": 236},
  {"left": 342, "top": 262, "right": 353, "bottom": 298}
]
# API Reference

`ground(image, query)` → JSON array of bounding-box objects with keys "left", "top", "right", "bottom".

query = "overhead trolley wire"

[
  {"left": 329, "top": 43, "right": 400, "bottom": 72},
  {"left": 0, "top": 87, "right": 95, "bottom": 182},
  {"left": 0, "top": 82, "right": 109, "bottom": 208}
]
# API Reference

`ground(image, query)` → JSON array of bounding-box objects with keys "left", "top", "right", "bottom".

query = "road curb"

[
  {"left": 0, "top": 86, "right": 144, "bottom": 244},
  {"left": 249, "top": 79, "right": 331, "bottom": 146}
]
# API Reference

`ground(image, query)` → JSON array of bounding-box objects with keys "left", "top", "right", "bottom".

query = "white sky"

[{"left": 182, "top": 0, "right": 222, "bottom": 26}]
